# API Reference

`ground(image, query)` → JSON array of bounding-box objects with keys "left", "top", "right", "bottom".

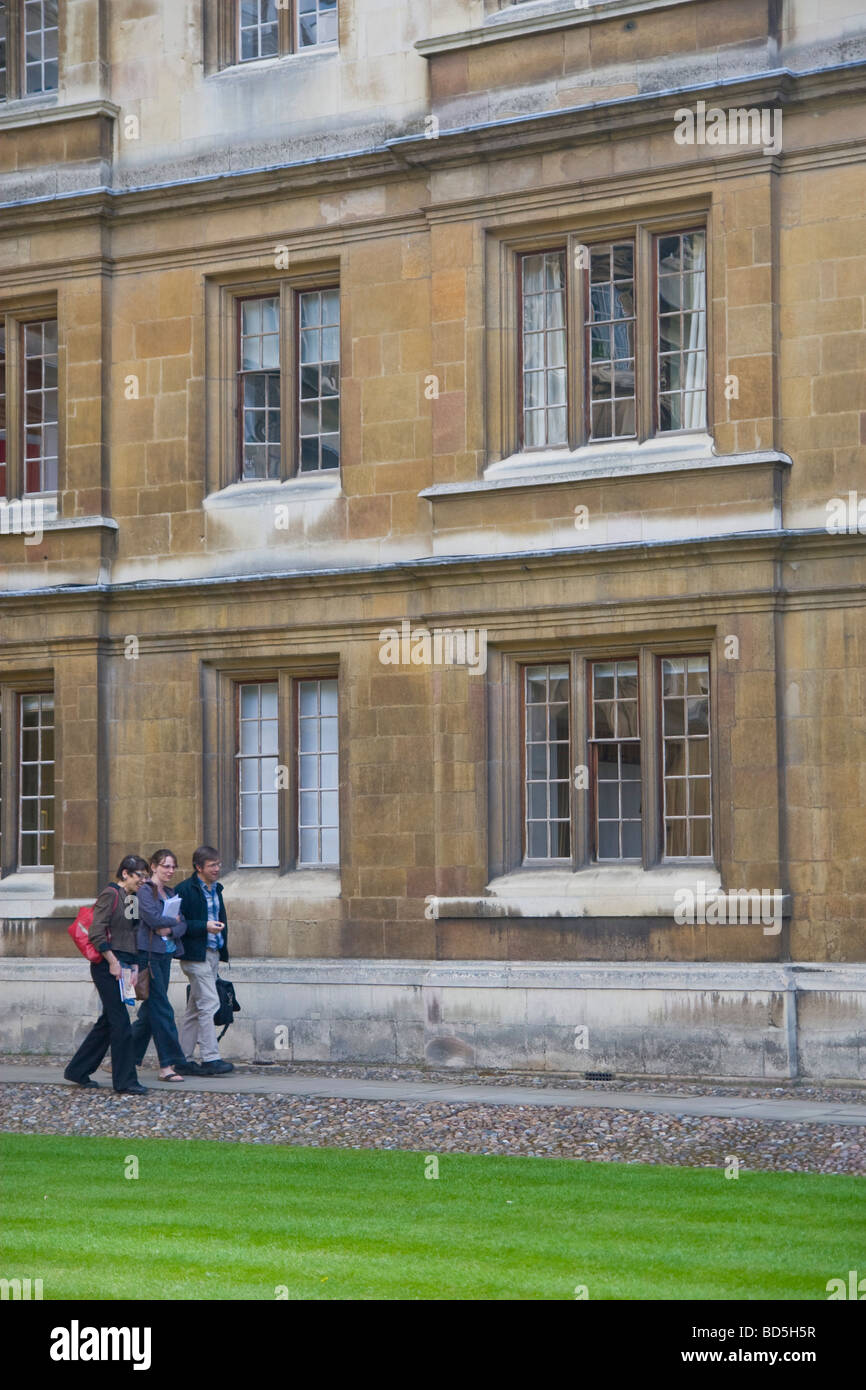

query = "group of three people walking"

[{"left": 64, "top": 845, "right": 234, "bottom": 1094}]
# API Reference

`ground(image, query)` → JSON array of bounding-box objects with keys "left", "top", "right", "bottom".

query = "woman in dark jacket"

[
  {"left": 130, "top": 848, "right": 196, "bottom": 1081},
  {"left": 64, "top": 855, "right": 150, "bottom": 1094}
]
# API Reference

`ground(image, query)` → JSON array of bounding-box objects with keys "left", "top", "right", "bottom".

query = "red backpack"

[{"left": 68, "top": 888, "right": 120, "bottom": 963}]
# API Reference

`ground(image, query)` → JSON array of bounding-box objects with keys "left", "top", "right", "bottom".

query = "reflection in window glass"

[
  {"left": 657, "top": 231, "right": 707, "bottom": 432},
  {"left": 524, "top": 664, "right": 570, "bottom": 859},
  {"left": 521, "top": 251, "right": 567, "bottom": 449},
  {"left": 237, "top": 681, "right": 279, "bottom": 866},
  {"left": 662, "top": 655, "right": 711, "bottom": 857},
  {"left": 297, "top": 678, "right": 339, "bottom": 864},
  {"left": 298, "top": 288, "right": 340, "bottom": 472},
  {"left": 239, "top": 0, "right": 278, "bottom": 62},
  {"left": 239, "top": 296, "right": 280, "bottom": 480},
  {"left": 586, "top": 242, "right": 636, "bottom": 441},
  {"left": 23, "top": 318, "right": 58, "bottom": 494},
  {"left": 298, "top": 0, "right": 338, "bottom": 49},
  {"left": 25, "top": 0, "right": 58, "bottom": 94},
  {"left": 590, "top": 659, "right": 641, "bottom": 860},
  {"left": 19, "top": 692, "right": 54, "bottom": 866}
]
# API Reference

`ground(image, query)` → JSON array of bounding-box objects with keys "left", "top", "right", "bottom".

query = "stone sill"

[
  {"left": 219, "top": 868, "right": 341, "bottom": 901},
  {"left": 0, "top": 98, "right": 120, "bottom": 131},
  {"left": 41, "top": 514, "right": 118, "bottom": 532},
  {"left": 429, "top": 865, "right": 791, "bottom": 922},
  {"left": 205, "top": 476, "right": 343, "bottom": 510},
  {"left": 1, "top": 957, "right": 861, "bottom": 993},
  {"left": 210, "top": 47, "right": 339, "bottom": 81},
  {"left": 420, "top": 444, "right": 791, "bottom": 500},
  {"left": 0, "top": 872, "right": 88, "bottom": 920},
  {"left": 417, "top": 0, "right": 695, "bottom": 55}
]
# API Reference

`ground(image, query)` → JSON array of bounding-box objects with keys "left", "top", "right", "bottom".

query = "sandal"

[{"left": 158, "top": 1070, "right": 185, "bottom": 1082}]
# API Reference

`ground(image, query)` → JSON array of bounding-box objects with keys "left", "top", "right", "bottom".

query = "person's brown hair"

[
  {"left": 150, "top": 848, "right": 178, "bottom": 870},
  {"left": 193, "top": 845, "right": 220, "bottom": 871}
]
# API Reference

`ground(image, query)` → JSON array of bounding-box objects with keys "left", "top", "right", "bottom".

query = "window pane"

[
  {"left": 662, "top": 655, "right": 712, "bottom": 857},
  {"left": 296, "top": 679, "right": 340, "bottom": 862},
  {"left": 524, "top": 664, "right": 570, "bottom": 860},
  {"left": 521, "top": 250, "right": 567, "bottom": 449},
  {"left": 239, "top": 298, "right": 280, "bottom": 480},
  {"left": 591, "top": 661, "right": 641, "bottom": 860},
  {"left": 18, "top": 692, "right": 54, "bottom": 866},
  {"left": 22, "top": 320, "right": 58, "bottom": 494},
  {"left": 321, "top": 827, "right": 339, "bottom": 863},
  {"left": 585, "top": 243, "right": 636, "bottom": 440},
  {"left": 656, "top": 231, "right": 707, "bottom": 433},
  {"left": 236, "top": 682, "right": 279, "bottom": 865},
  {"left": 298, "top": 290, "right": 341, "bottom": 473}
]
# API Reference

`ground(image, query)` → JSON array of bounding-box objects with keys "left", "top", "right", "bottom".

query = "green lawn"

[{"left": 1, "top": 1133, "right": 862, "bottom": 1300}]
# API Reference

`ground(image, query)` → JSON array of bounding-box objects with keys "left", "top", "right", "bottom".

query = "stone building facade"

[{"left": 0, "top": 0, "right": 864, "bottom": 1078}]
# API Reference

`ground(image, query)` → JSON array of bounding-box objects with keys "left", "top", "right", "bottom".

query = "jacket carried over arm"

[
  {"left": 136, "top": 880, "right": 188, "bottom": 957},
  {"left": 87, "top": 883, "right": 139, "bottom": 961},
  {"left": 175, "top": 873, "right": 229, "bottom": 963}
]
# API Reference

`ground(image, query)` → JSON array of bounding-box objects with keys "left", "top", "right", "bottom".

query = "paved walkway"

[{"left": 1, "top": 1064, "right": 864, "bottom": 1126}]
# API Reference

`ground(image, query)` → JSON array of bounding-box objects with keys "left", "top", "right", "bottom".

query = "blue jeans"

[{"left": 130, "top": 953, "right": 186, "bottom": 1069}]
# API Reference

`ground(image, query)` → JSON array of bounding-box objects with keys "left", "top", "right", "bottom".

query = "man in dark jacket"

[{"left": 175, "top": 846, "right": 234, "bottom": 1075}]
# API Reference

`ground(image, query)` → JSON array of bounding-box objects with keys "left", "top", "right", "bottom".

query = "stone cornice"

[
  {"left": 0, "top": 529, "right": 863, "bottom": 616},
  {"left": 0, "top": 97, "right": 119, "bottom": 133},
  {"left": 389, "top": 63, "right": 866, "bottom": 170},
  {"left": 0, "top": 61, "right": 863, "bottom": 233}
]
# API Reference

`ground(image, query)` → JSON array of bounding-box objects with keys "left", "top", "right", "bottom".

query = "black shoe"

[
  {"left": 65, "top": 1074, "right": 99, "bottom": 1088},
  {"left": 174, "top": 1061, "right": 205, "bottom": 1075},
  {"left": 115, "top": 1084, "right": 149, "bottom": 1095},
  {"left": 199, "top": 1060, "right": 234, "bottom": 1076}
]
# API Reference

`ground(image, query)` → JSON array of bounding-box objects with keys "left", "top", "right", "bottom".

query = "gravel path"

[
  {"left": 2, "top": 1081, "right": 863, "bottom": 1175},
  {"left": 2, "top": 1053, "right": 864, "bottom": 1107}
]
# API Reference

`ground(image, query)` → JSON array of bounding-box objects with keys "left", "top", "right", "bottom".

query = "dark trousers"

[
  {"left": 130, "top": 953, "right": 186, "bottom": 1069},
  {"left": 65, "top": 958, "right": 138, "bottom": 1092}
]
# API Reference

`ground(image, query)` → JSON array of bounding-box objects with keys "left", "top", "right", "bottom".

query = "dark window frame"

[
  {"left": 208, "top": 271, "right": 340, "bottom": 490},
  {"left": 496, "top": 641, "right": 717, "bottom": 875},
  {"left": 0, "top": 0, "right": 60, "bottom": 102},
  {"left": 514, "top": 218, "right": 709, "bottom": 455},
  {"left": 0, "top": 680, "right": 55, "bottom": 877},
  {"left": 202, "top": 660, "right": 341, "bottom": 876},
  {"left": 0, "top": 301, "right": 60, "bottom": 502}
]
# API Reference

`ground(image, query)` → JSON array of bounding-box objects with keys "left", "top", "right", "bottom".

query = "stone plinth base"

[{"left": 1, "top": 959, "right": 864, "bottom": 1082}]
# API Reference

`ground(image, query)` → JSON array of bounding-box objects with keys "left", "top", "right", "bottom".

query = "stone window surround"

[
  {"left": 485, "top": 203, "right": 712, "bottom": 476},
  {"left": 0, "top": 676, "right": 55, "bottom": 879},
  {"left": 204, "top": 262, "right": 342, "bottom": 500},
  {"left": 0, "top": 290, "right": 60, "bottom": 513},
  {"left": 204, "top": 0, "right": 339, "bottom": 76},
  {"left": 486, "top": 637, "right": 720, "bottom": 883},
  {"left": 200, "top": 655, "right": 343, "bottom": 883}
]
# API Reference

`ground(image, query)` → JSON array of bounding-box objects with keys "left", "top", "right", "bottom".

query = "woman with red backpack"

[{"left": 64, "top": 855, "right": 150, "bottom": 1095}]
